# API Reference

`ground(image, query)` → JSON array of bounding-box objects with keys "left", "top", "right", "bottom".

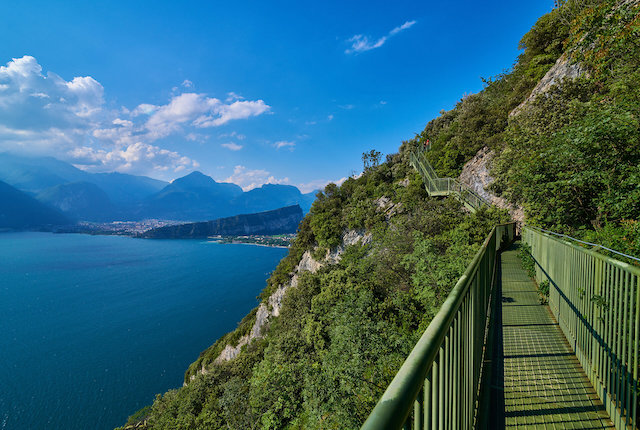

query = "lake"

[{"left": 0, "top": 232, "right": 287, "bottom": 430}]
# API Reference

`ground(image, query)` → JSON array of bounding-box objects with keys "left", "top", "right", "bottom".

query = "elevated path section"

[
  {"left": 408, "top": 148, "right": 489, "bottom": 212},
  {"left": 486, "top": 244, "right": 612, "bottom": 428},
  {"left": 361, "top": 224, "right": 639, "bottom": 430}
]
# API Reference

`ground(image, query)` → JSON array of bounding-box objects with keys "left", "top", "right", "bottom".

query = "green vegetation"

[
  {"left": 414, "top": 0, "right": 640, "bottom": 257},
  {"left": 118, "top": 1, "right": 640, "bottom": 428},
  {"left": 121, "top": 150, "right": 509, "bottom": 430}
]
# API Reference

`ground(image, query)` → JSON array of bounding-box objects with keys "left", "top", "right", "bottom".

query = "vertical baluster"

[
  {"left": 615, "top": 267, "right": 623, "bottom": 423},
  {"left": 424, "top": 370, "right": 432, "bottom": 430},
  {"left": 605, "top": 263, "right": 613, "bottom": 411},
  {"left": 438, "top": 344, "right": 444, "bottom": 430},
  {"left": 620, "top": 270, "right": 629, "bottom": 425},
  {"left": 414, "top": 387, "right": 423, "bottom": 430},
  {"left": 633, "top": 273, "right": 639, "bottom": 429}
]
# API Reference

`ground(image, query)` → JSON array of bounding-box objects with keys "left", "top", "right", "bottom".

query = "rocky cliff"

[{"left": 140, "top": 205, "right": 303, "bottom": 239}]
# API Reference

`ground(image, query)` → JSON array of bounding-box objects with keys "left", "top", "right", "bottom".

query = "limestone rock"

[
  {"left": 510, "top": 53, "right": 587, "bottom": 117},
  {"left": 458, "top": 146, "right": 525, "bottom": 225}
]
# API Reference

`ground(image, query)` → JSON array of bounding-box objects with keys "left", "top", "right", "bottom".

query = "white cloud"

[
  {"left": 219, "top": 131, "right": 246, "bottom": 140},
  {"left": 0, "top": 55, "right": 272, "bottom": 179},
  {"left": 327, "top": 114, "right": 334, "bottom": 121},
  {"left": 69, "top": 142, "right": 199, "bottom": 175},
  {"left": 194, "top": 99, "right": 270, "bottom": 127},
  {"left": 221, "top": 142, "right": 243, "bottom": 151},
  {"left": 226, "top": 92, "right": 244, "bottom": 102},
  {"left": 181, "top": 79, "right": 193, "bottom": 88},
  {"left": 390, "top": 20, "right": 417, "bottom": 35},
  {"left": 345, "top": 20, "right": 417, "bottom": 54},
  {"left": 223, "top": 165, "right": 291, "bottom": 191},
  {"left": 274, "top": 140, "right": 295, "bottom": 150}
]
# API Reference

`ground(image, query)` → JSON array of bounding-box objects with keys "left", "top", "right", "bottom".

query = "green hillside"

[{"left": 118, "top": 0, "right": 640, "bottom": 428}]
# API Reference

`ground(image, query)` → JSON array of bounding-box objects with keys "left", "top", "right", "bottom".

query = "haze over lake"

[{"left": 0, "top": 232, "right": 286, "bottom": 430}]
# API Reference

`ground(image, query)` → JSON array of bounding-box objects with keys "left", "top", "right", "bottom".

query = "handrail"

[
  {"left": 361, "top": 222, "right": 516, "bottom": 430},
  {"left": 408, "top": 149, "right": 490, "bottom": 212},
  {"left": 523, "top": 226, "right": 639, "bottom": 429},
  {"left": 527, "top": 225, "right": 640, "bottom": 263}
]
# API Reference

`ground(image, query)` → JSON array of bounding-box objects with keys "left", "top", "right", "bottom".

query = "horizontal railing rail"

[
  {"left": 523, "top": 226, "right": 639, "bottom": 429},
  {"left": 408, "top": 150, "right": 490, "bottom": 212},
  {"left": 361, "top": 223, "right": 516, "bottom": 430}
]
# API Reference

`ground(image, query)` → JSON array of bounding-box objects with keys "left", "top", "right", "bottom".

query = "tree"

[{"left": 362, "top": 150, "right": 382, "bottom": 171}]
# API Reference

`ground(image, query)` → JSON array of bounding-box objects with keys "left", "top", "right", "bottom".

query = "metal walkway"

[{"left": 487, "top": 244, "right": 613, "bottom": 429}]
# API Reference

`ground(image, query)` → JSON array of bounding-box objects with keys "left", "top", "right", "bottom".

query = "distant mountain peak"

[{"left": 172, "top": 171, "right": 217, "bottom": 188}]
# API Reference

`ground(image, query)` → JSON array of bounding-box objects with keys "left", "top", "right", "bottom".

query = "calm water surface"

[{"left": 0, "top": 232, "right": 286, "bottom": 430}]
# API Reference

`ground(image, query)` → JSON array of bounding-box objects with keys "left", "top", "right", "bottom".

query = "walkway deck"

[{"left": 487, "top": 244, "right": 613, "bottom": 429}]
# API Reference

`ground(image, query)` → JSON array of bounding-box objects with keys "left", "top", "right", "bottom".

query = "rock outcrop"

[
  {"left": 207, "top": 229, "right": 372, "bottom": 368},
  {"left": 458, "top": 146, "right": 525, "bottom": 224},
  {"left": 510, "top": 53, "right": 588, "bottom": 117}
]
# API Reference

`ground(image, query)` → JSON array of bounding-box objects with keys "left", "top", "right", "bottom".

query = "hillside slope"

[
  {"left": 416, "top": 0, "right": 640, "bottom": 257},
  {"left": 118, "top": 1, "right": 640, "bottom": 428},
  {"left": 140, "top": 205, "right": 304, "bottom": 239},
  {"left": 0, "top": 180, "right": 71, "bottom": 229}
]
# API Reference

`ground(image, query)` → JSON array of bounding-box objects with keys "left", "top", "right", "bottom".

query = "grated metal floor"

[{"left": 487, "top": 244, "right": 613, "bottom": 429}]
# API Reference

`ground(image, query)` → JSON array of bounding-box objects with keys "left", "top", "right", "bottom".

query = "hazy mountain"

[
  {"left": 0, "top": 180, "right": 71, "bottom": 229},
  {"left": 234, "top": 184, "right": 317, "bottom": 213},
  {"left": 141, "top": 205, "right": 303, "bottom": 239},
  {"left": 0, "top": 153, "right": 167, "bottom": 203},
  {"left": 137, "top": 171, "right": 244, "bottom": 221},
  {"left": 0, "top": 153, "right": 318, "bottom": 222},
  {"left": 37, "top": 182, "right": 116, "bottom": 222}
]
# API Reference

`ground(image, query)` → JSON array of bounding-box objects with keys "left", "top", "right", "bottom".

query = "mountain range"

[{"left": 0, "top": 152, "right": 317, "bottom": 225}]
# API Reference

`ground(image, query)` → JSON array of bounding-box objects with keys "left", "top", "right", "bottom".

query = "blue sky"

[{"left": 0, "top": 0, "right": 554, "bottom": 191}]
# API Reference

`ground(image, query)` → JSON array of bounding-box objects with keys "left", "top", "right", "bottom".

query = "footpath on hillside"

[{"left": 486, "top": 243, "right": 613, "bottom": 429}]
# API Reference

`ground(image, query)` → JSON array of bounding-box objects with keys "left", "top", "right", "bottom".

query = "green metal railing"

[
  {"left": 408, "top": 150, "right": 489, "bottom": 212},
  {"left": 361, "top": 223, "right": 516, "bottom": 430},
  {"left": 523, "top": 226, "right": 640, "bottom": 429}
]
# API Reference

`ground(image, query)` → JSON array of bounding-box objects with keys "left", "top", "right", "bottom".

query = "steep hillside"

[
  {"left": 118, "top": 1, "right": 640, "bottom": 428},
  {"left": 0, "top": 180, "right": 71, "bottom": 229},
  {"left": 118, "top": 149, "right": 509, "bottom": 429},
  {"left": 140, "top": 205, "right": 303, "bottom": 239},
  {"left": 416, "top": 0, "right": 640, "bottom": 257}
]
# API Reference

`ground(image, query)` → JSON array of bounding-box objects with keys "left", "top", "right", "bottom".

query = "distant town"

[{"left": 56, "top": 220, "right": 294, "bottom": 247}]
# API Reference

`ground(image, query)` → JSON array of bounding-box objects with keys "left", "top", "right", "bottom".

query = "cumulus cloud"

[
  {"left": 346, "top": 20, "right": 416, "bottom": 54},
  {"left": 274, "top": 140, "right": 295, "bottom": 150},
  {"left": 221, "top": 142, "right": 243, "bottom": 151},
  {"left": 0, "top": 55, "right": 269, "bottom": 179},
  {"left": 69, "top": 142, "right": 199, "bottom": 175},
  {"left": 223, "top": 165, "right": 291, "bottom": 191}
]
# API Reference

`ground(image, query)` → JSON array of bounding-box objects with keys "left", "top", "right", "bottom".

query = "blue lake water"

[{"left": 0, "top": 232, "right": 287, "bottom": 430}]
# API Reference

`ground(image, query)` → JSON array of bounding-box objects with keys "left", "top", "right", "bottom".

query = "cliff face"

[
  {"left": 140, "top": 205, "right": 303, "bottom": 239},
  {"left": 458, "top": 147, "right": 525, "bottom": 225}
]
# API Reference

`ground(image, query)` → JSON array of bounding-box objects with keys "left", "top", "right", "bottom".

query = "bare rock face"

[
  {"left": 210, "top": 228, "right": 371, "bottom": 366},
  {"left": 458, "top": 146, "right": 525, "bottom": 225},
  {"left": 326, "top": 229, "right": 373, "bottom": 264},
  {"left": 510, "top": 53, "right": 588, "bottom": 117}
]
